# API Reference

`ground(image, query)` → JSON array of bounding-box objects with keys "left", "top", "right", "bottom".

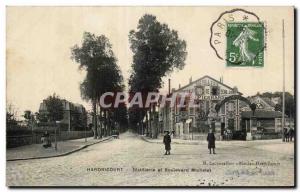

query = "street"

[{"left": 6, "top": 131, "right": 294, "bottom": 187}]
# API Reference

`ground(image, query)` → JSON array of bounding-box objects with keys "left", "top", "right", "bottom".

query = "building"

[
  {"left": 39, "top": 99, "right": 87, "bottom": 131},
  {"left": 241, "top": 95, "right": 286, "bottom": 133},
  {"left": 159, "top": 75, "right": 243, "bottom": 140},
  {"left": 159, "top": 76, "right": 288, "bottom": 140}
]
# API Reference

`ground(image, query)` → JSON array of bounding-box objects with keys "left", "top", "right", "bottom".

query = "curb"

[
  {"left": 140, "top": 136, "right": 283, "bottom": 145},
  {"left": 7, "top": 137, "right": 113, "bottom": 162}
]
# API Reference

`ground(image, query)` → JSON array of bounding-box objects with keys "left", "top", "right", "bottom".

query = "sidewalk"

[{"left": 7, "top": 136, "right": 112, "bottom": 161}]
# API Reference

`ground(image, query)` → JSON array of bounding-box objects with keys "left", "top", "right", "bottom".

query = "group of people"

[
  {"left": 223, "top": 129, "right": 233, "bottom": 141},
  {"left": 283, "top": 127, "right": 294, "bottom": 142},
  {"left": 41, "top": 131, "right": 52, "bottom": 148},
  {"left": 163, "top": 129, "right": 216, "bottom": 155}
]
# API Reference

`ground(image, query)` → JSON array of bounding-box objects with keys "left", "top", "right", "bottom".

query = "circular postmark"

[{"left": 210, "top": 8, "right": 266, "bottom": 67}]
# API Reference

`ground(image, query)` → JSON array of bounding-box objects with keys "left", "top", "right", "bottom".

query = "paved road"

[{"left": 6, "top": 131, "right": 294, "bottom": 187}]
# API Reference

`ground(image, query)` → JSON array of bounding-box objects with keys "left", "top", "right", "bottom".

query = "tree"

[
  {"left": 71, "top": 32, "right": 125, "bottom": 138},
  {"left": 35, "top": 112, "right": 48, "bottom": 123},
  {"left": 113, "top": 103, "right": 128, "bottom": 132},
  {"left": 260, "top": 91, "right": 295, "bottom": 119},
  {"left": 6, "top": 103, "right": 18, "bottom": 129},
  {"left": 273, "top": 92, "right": 295, "bottom": 119},
  {"left": 128, "top": 14, "right": 187, "bottom": 137},
  {"left": 23, "top": 110, "right": 36, "bottom": 129},
  {"left": 23, "top": 110, "right": 32, "bottom": 121},
  {"left": 44, "top": 94, "right": 64, "bottom": 123}
]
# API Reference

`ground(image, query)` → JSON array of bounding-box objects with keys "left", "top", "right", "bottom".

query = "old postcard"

[{"left": 6, "top": 6, "right": 295, "bottom": 187}]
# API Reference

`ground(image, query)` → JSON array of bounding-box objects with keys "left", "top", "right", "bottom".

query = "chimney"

[
  {"left": 179, "top": 84, "right": 181, "bottom": 89},
  {"left": 168, "top": 78, "right": 171, "bottom": 95}
]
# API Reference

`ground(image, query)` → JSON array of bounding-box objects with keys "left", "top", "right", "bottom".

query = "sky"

[{"left": 6, "top": 6, "right": 294, "bottom": 118}]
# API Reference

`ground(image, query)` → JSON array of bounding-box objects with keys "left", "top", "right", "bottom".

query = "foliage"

[
  {"left": 6, "top": 103, "right": 18, "bottom": 129},
  {"left": 23, "top": 110, "right": 32, "bottom": 121},
  {"left": 44, "top": 94, "right": 64, "bottom": 122},
  {"left": 128, "top": 14, "right": 187, "bottom": 92},
  {"left": 36, "top": 112, "right": 48, "bottom": 123},
  {"left": 71, "top": 32, "right": 126, "bottom": 136},
  {"left": 128, "top": 14, "right": 187, "bottom": 133},
  {"left": 72, "top": 32, "right": 124, "bottom": 102},
  {"left": 261, "top": 91, "right": 295, "bottom": 118}
]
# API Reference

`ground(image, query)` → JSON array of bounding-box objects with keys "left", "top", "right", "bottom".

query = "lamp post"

[
  {"left": 55, "top": 120, "right": 61, "bottom": 150},
  {"left": 282, "top": 20, "right": 286, "bottom": 142},
  {"left": 85, "top": 124, "right": 87, "bottom": 142}
]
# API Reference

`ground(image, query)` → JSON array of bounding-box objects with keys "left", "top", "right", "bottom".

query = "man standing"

[
  {"left": 163, "top": 131, "right": 171, "bottom": 155},
  {"left": 207, "top": 129, "right": 216, "bottom": 154}
]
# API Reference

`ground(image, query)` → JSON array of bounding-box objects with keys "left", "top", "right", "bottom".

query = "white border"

[{"left": 1, "top": 0, "right": 298, "bottom": 191}]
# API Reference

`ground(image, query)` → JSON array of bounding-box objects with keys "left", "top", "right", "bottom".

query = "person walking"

[
  {"left": 207, "top": 129, "right": 216, "bottom": 154},
  {"left": 289, "top": 127, "right": 294, "bottom": 142},
  {"left": 163, "top": 131, "right": 171, "bottom": 155}
]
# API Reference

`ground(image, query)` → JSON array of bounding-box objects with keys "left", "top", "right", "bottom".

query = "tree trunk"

[
  {"left": 92, "top": 100, "right": 98, "bottom": 139},
  {"left": 146, "top": 111, "right": 149, "bottom": 136},
  {"left": 104, "top": 110, "right": 107, "bottom": 137},
  {"left": 152, "top": 104, "right": 157, "bottom": 139},
  {"left": 99, "top": 109, "right": 103, "bottom": 139},
  {"left": 139, "top": 110, "right": 143, "bottom": 135},
  {"left": 149, "top": 105, "right": 153, "bottom": 138},
  {"left": 108, "top": 111, "right": 111, "bottom": 136}
]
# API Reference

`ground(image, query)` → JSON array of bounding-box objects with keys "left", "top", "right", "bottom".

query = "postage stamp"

[
  {"left": 226, "top": 22, "right": 264, "bottom": 67},
  {"left": 210, "top": 8, "right": 266, "bottom": 67}
]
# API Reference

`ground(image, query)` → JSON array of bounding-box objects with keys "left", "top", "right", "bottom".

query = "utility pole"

[
  {"left": 282, "top": 19, "right": 286, "bottom": 142},
  {"left": 85, "top": 123, "right": 87, "bottom": 142},
  {"left": 55, "top": 121, "right": 58, "bottom": 150}
]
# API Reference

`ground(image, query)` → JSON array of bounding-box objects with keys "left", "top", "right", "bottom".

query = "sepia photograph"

[{"left": 5, "top": 5, "right": 295, "bottom": 187}]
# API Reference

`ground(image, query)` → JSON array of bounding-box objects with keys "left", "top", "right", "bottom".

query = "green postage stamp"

[{"left": 226, "top": 22, "right": 264, "bottom": 67}]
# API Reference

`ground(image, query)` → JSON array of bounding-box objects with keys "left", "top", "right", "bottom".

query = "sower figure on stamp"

[
  {"left": 207, "top": 129, "right": 216, "bottom": 154},
  {"left": 163, "top": 131, "right": 171, "bottom": 155}
]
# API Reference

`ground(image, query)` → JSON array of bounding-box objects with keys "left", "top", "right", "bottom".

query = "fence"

[{"left": 7, "top": 130, "right": 93, "bottom": 148}]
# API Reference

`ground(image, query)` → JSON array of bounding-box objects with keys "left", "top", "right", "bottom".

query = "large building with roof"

[
  {"left": 159, "top": 75, "right": 287, "bottom": 140},
  {"left": 159, "top": 75, "right": 244, "bottom": 140},
  {"left": 39, "top": 99, "right": 87, "bottom": 131}
]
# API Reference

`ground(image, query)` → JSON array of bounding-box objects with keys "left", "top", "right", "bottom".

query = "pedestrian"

[
  {"left": 163, "top": 131, "right": 171, "bottom": 155},
  {"left": 223, "top": 130, "right": 227, "bottom": 141},
  {"left": 42, "top": 131, "right": 51, "bottom": 148},
  {"left": 172, "top": 129, "right": 175, "bottom": 138},
  {"left": 283, "top": 127, "right": 288, "bottom": 142},
  {"left": 207, "top": 129, "right": 216, "bottom": 154},
  {"left": 289, "top": 127, "right": 294, "bottom": 142}
]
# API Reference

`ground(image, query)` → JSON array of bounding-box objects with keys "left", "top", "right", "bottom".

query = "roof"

[
  {"left": 241, "top": 110, "right": 285, "bottom": 119},
  {"left": 173, "top": 75, "right": 242, "bottom": 95},
  {"left": 260, "top": 97, "right": 276, "bottom": 107}
]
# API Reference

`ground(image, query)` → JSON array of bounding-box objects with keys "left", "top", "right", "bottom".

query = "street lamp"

[
  {"left": 85, "top": 124, "right": 87, "bottom": 143},
  {"left": 55, "top": 120, "right": 61, "bottom": 150}
]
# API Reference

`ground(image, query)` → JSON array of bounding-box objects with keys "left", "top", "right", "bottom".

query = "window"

[
  {"left": 195, "top": 86, "right": 204, "bottom": 96},
  {"left": 211, "top": 86, "right": 219, "bottom": 95},
  {"left": 206, "top": 88, "right": 210, "bottom": 94},
  {"left": 189, "top": 107, "right": 195, "bottom": 115},
  {"left": 228, "top": 102, "right": 234, "bottom": 111}
]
